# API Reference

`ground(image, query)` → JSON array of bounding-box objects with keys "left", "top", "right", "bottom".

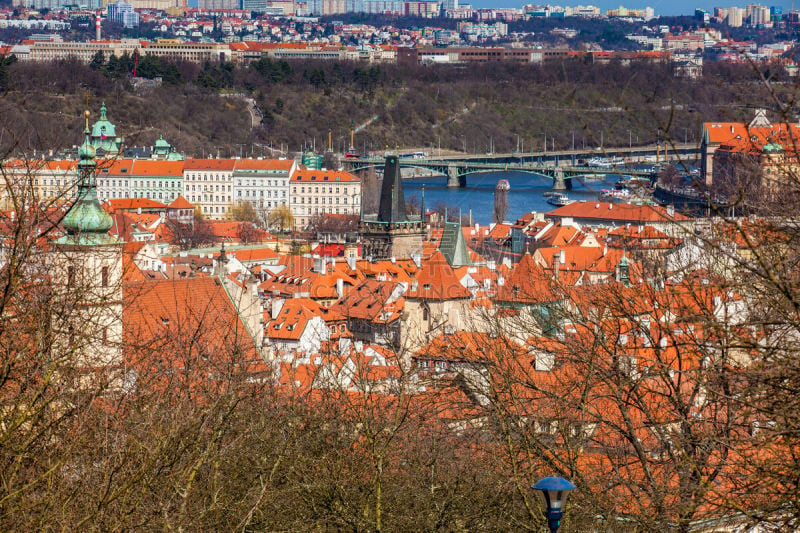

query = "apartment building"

[
  {"left": 233, "top": 158, "right": 296, "bottom": 213},
  {"left": 0, "top": 159, "right": 77, "bottom": 209},
  {"left": 290, "top": 168, "right": 361, "bottom": 229},
  {"left": 95, "top": 159, "right": 184, "bottom": 203},
  {"left": 183, "top": 159, "right": 235, "bottom": 219}
]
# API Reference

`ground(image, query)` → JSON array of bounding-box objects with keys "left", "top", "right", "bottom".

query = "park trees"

[{"left": 264, "top": 204, "right": 294, "bottom": 233}]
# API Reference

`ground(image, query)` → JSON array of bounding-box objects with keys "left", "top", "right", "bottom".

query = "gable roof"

[
  {"left": 123, "top": 277, "right": 261, "bottom": 377},
  {"left": 168, "top": 195, "right": 194, "bottom": 209},
  {"left": 406, "top": 251, "right": 470, "bottom": 300}
]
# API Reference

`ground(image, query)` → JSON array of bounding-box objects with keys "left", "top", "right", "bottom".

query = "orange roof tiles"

[
  {"left": 406, "top": 251, "right": 470, "bottom": 300},
  {"left": 704, "top": 121, "right": 800, "bottom": 148},
  {"left": 104, "top": 198, "right": 167, "bottom": 212},
  {"left": 129, "top": 159, "right": 185, "bottom": 176},
  {"left": 291, "top": 169, "right": 360, "bottom": 182},
  {"left": 168, "top": 195, "right": 193, "bottom": 209},
  {"left": 184, "top": 158, "right": 236, "bottom": 171},
  {"left": 546, "top": 201, "right": 689, "bottom": 223},
  {"left": 266, "top": 297, "right": 341, "bottom": 341},
  {"left": 331, "top": 279, "right": 404, "bottom": 324},
  {"left": 123, "top": 277, "right": 261, "bottom": 375}
]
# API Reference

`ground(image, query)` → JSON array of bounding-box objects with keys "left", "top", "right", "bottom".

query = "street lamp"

[{"left": 533, "top": 476, "right": 576, "bottom": 533}]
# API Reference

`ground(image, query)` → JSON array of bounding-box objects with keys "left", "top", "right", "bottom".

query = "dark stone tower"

[
  {"left": 360, "top": 155, "right": 424, "bottom": 260},
  {"left": 378, "top": 155, "right": 406, "bottom": 223}
]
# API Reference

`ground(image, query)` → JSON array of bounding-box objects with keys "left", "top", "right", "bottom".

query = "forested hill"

[{"left": 0, "top": 54, "right": 788, "bottom": 158}]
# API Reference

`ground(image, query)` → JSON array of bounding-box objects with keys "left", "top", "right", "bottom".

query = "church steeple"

[
  {"left": 378, "top": 155, "right": 407, "bottom": 223},
  {"left": 58, "top": 108, "right": 115, "bottom": 245}
]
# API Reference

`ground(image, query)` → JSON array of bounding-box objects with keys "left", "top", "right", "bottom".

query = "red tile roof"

[
  {"left": 184, "top": 158, "right": 236, "bottom": 171},
  {"left": 546, "top": 201, "right": 689, "bottom": 223},
  {"left": 291, "top": 169, "right": 360, "bottom": 182},
  {"left": 123, "top": 277, "right": 261, "bottom": 380},
  {"left": 406, "top": 251, "right": 470, "bottom": 300},
  {"left": 168, "top": 195, "right": 194, "bottom": 209},
  {"left": 104, "top": 198, "right": 167, "bottom": 212}
]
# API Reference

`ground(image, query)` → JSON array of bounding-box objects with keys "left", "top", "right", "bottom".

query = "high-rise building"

[{"left": 107, "top": 1, "right": 139, "bottom": 28}]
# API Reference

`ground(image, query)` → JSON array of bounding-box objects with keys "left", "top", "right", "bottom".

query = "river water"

[{"left": 404, "top": 171, "right": 623, "bottom": 226}]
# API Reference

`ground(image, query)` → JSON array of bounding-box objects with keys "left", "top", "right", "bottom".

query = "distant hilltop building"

[{"left": 107, "top": 1, "right": 140, "bottom": 29}]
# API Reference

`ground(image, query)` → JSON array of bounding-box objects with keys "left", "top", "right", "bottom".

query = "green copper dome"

[
  {"left": 90, "top": 102, "right": 117, "bottom": 139},
  {"left": 58, "top": 109, "right": 116, "bottom": 246},
  {"left": 154, "top": 135, "right": 170, "bottom": 149}
]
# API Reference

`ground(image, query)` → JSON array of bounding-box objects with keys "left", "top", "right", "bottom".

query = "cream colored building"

[
  {"left": 25, "top": 39, "right": 139, "bottom": 63},
  {"left": 183, "top": 159, "right": 235, "bottom": 219},
  {"left": 290, "top": 168, "right": 361, "bottom": 229},
  {"left": 141, "top": 39, "right": 233, "bottom": 63},
  {"left": 0, "top": 159, "right": 77, "bottom": 209}
]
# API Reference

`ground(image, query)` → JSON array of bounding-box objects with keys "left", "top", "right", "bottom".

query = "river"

[{"left": 404, "top": 171, "right": 623, "bottom": 226}]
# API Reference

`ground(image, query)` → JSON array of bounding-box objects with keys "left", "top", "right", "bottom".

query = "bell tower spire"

[
  {"left": 59, "top": 107, "right": 115, "bottom": 245},
  {"left": 52, "top": 102, "right": 125, "bottom": 369}
]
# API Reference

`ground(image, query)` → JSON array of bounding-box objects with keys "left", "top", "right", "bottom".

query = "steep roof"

[
  {"left": 406, "top": 251, "right": 470, "bottom": 300},
  {"left": 331, "top": 279, "right": 404, "bottom": 324},
  {"left": 266, "top": 297, "right": 341, "bottom": 341},
  {"left": 438, "top": 221, "right": 472, "bottom": 267},
  {"left": 123, "top": 277, "right": 261, "bottom": 376},
  {"left": 168, "top": 195, "right": 194, "bottom": 209}
]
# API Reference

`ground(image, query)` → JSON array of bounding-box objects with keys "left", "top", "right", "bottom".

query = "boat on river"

[{"left": 547, "top": 193, "right": 573, "bottom": 207}]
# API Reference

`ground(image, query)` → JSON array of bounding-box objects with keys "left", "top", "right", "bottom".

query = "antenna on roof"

[{"left": 420, "top": 184, "right": 425, "bottom": 222}]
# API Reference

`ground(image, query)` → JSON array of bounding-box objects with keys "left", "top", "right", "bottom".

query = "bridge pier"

[
  {"left": 552, "top": 168, "right": 567, "bottom": 191},
  {"left": 447, "top": 164, "right": 464, "bottom": 188}
]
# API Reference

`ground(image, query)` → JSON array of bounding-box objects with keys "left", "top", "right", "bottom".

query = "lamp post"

[{"left": 533, "top": 476, "right": 576, "bottom": 533}]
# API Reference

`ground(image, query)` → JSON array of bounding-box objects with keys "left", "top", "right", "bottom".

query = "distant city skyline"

[{"left": 468, "top": 0, "right": 794, "bottom": 17}]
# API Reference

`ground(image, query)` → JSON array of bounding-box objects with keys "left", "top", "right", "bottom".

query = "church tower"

[
  {"left": 89, "top": 102, "right": 123, "bottom": 155},
  {"left": 53, "top": 108, "right": 124, "bottom": 368},
  {"left": 360, "top": 155, "right": 424, "bottom": 260}
]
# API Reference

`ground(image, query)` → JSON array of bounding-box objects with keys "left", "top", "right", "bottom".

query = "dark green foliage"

[
  {"left": 249, "top": 56, "right": 292, "bottom": 82},
  {"left": 89, "top": 50, "right": 105, "bottom": 71},
  {"left": 0, "top": 54, "right": 17, "bottom": 91}
]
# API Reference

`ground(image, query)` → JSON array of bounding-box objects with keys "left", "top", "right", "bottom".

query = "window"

[
  {"left": 101, "top": 266, "right": 109, "bottom": 287},
  {"left": 68, "top": 266, "right": 75, "bottom": 286}
]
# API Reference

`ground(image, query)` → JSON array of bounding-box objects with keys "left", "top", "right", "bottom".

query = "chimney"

[
  {"left": 666, "top": 205, "right": 675, "bottom": 217},
  {"left": 553, "top": 253, "right": 560, "bottom": 280},
  {"left": 313, "top": 255, "right": 325, "bottom": 274},
  {"left": 95, "top": 15, "right": 101, "bottom": 41},
  {"left": 271, "top": 298, "right": 284, "bottom": 320},
  {"left": 346, "top": 255, "right": 356, "bottom": 270},
  {"left": 411, "top": 253, "right": 422, "bottom": 268},
  {"left": 336, "top": 278, "right": 344, "bottom": 299}
]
